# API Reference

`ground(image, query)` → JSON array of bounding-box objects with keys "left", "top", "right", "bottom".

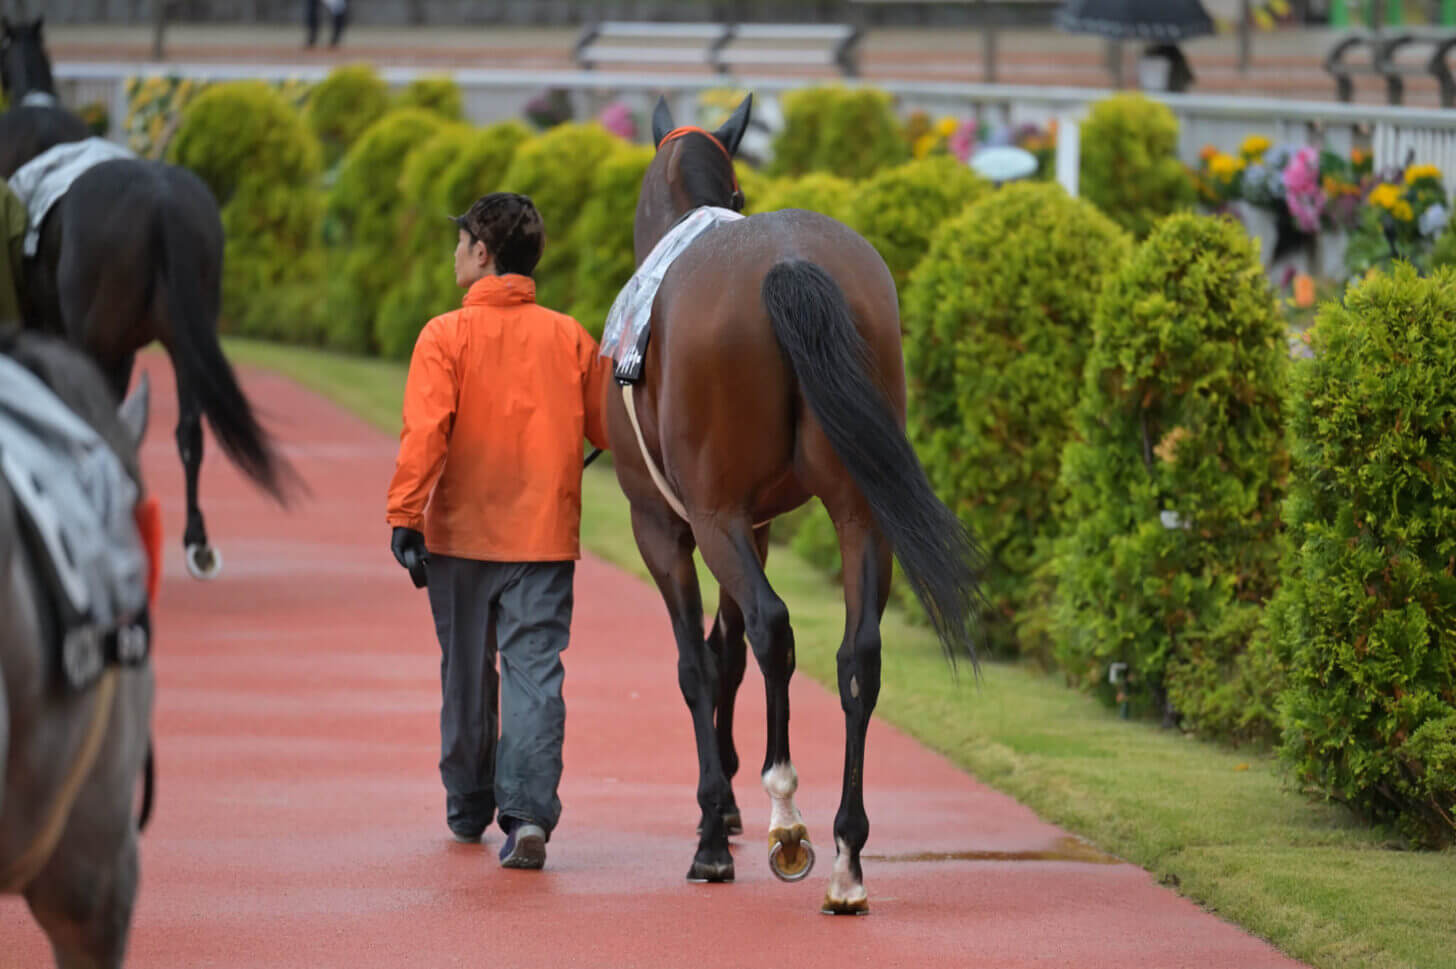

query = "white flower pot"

[
  {"left": 1231, "top": 200, "right": 1279, "bottom": 268},
  {"left": 1316, "top": 229, "right": 1350, "bottom": 282}
]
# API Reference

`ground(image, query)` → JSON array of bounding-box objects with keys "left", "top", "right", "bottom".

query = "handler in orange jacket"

[{"left": 385, "top": 192, "right": 612, "bottom": 870}]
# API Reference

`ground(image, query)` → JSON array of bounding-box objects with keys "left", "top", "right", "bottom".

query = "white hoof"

[{"left": 185, "top": 543, "right": 223, "bottom": 580}]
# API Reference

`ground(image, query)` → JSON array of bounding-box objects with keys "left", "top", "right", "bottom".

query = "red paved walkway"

[{"left": 2, "top": 354, "right": 1310, "bottom": 968}]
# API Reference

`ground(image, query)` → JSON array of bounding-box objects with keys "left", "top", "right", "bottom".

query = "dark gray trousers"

[{"left": 426, "top": 555, "right": 573, "bottom": 838}]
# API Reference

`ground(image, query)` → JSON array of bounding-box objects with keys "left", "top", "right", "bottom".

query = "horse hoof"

[
  {"left": 686, "top": 859, "right": 735, "bottom": 883},
  {"left": 768, "top": 837, "right": 815, "bottom": 882},
  {"left": 185, "top": 543, "right": 223, "bottom": 580},
  {"left": 697, "top": 810, "right": 744, "bottom": 837},
  {"left": 821, "top": 895, "right": 870, "bottom": 916}
]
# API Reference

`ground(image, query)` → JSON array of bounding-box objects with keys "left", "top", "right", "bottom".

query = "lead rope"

[{"left": 623, "top": 383, "right": 690, "bottom": 522}]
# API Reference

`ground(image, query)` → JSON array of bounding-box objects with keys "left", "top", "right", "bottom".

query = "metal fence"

[{"left": 52, "top": 60, "right": 1456, "bottom": 198}]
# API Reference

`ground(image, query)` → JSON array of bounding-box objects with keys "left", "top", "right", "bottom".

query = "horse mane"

[
  {"left": 0, "top": 327, "right": 141, "bottom": 485},
  {"left": 673, "top": 132, "right": 738, "bottom": 210}
]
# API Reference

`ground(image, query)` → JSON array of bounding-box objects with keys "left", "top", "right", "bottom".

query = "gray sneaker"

[{"left": 499, "top": 823, "right": 546, "bottom": 869}]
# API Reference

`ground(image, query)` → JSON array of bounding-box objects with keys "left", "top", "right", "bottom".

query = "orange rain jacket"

[{"left": 385, "top": 274, "right": 613, "bottom": 563}]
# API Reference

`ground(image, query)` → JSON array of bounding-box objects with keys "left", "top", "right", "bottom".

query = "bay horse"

[
  {"left": 1, "top": 328, "right": 156, "bottom": 969},
  {"left": 1, "top": 17, "right": 294, "bottom": 578},
  {"left": 607, "top": 95, "right": 983, "bottom": 913}
]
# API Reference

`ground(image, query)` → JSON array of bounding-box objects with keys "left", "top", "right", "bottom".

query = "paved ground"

[
  {"left": 0, "top": 353, "right": 1312, "bottom": 968},
  {"left": 46, "top": 22, "right": 1449, "bottom": 106}
]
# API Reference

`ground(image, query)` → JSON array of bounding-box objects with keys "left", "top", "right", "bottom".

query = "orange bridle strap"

[{"left": 658, "top": 125, "right": 740, "bottom": 195}]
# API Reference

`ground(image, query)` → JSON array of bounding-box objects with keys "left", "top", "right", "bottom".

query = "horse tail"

[
  {"left": 761, "top": 259, "right": 983, "bottom": 669},
  {"left": 155, "top": 209, "right": 289, "bottom": 502}
]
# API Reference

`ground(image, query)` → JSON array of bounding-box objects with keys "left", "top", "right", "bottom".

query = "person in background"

[
  {"left": 385, "top": 192, "right": 612, "bottom": 871},
  {"left": 304, "top": 0, "right": 348, "bottom": 49}
]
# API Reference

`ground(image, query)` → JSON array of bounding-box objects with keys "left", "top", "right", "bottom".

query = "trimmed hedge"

[
  {"left": 499, "top": 122, "right": 624, "bottom": 312},
  {"left": 567, "top": 143, "right": 657, "bottom": 340},
  {"left": 1079, "top": 93, "right": 1195, "bottom": 239},
  {"left": 1052, "top": 214, "right": 1290, "bottom": 740},
  {"left": 770, "top": 85, "right": 908, "bottom": 181},
  {"left": 851, "top": 155, "right": 991, "bottom": 290},
  {"left": 903, "top": 181, "right": 1131, "bottom": 655},
  {"left": 1269, "top": 264, "right": 1456, "bottom": 847},
  {"left": 324, "top": 108, "right": 446, "bottom": 352},
  {"left": 305, "top": 65, "right": 391, "bottom": 168}
]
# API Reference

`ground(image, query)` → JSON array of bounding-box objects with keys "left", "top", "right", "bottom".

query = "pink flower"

[
  {"left": 948, "top": 120, "right": 978, "bottom": 164},
  {"left": 599, "top": 101, "right": 637, "bottom": 141},
  {"left": 1282, "top": 145, "right": 1325, "bottom": 233}
]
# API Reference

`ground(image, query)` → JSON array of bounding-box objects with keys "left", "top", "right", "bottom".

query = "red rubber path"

[{"left": 2, "top": 354, "right": 1310, "bottom": 968}]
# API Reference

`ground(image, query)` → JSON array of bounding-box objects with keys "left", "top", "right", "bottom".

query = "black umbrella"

[{"left": 1056, "top": 0, "right": 1215, "bottom": 42}]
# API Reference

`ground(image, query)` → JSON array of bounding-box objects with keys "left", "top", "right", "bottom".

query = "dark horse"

[
  {"left": 1, "top": 328, "right": 155, "bottom": 969},
  {"left": 607, "top": 95, "right": 983, "bottom": 913},
  {"left": 1, "top": 17, "right": 293, "bottom": 577}
]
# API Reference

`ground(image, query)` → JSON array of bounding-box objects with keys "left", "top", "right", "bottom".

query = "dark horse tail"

[
  {"left": 155, "top": 207, "right": 288, "bottom": 501},
  {"left": 761, "top": 260, "right": 983, "bottom": 669}
]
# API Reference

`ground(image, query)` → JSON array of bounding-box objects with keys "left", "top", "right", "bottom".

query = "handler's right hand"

[{"left": 390, "top": 526, "right": 429, "bottom": 589}]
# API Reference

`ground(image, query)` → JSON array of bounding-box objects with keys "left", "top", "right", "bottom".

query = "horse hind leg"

[
  {"left": 821, "top": 510, "right": 891, "bottom": 916},
  {"left": 700, "top": 524, "right": 768, "bottom": 839},
  {"left": 629, "top": 505, "right": 735, "bottom": 883},
  {"left": 694, "top": 520, "right": 813, "bottom": 884},
  {"left": 169, "top": 349, "right": 219, "bottom": 580}
]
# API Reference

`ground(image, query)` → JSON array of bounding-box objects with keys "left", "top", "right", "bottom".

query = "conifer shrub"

[
  {"left": 851, "top": 155, "right": 991, "bottom": 290},
  {"left": 395, "top": 75, "right": 464, "bottom": 122},
  {"left": 567, "top": 143, "right": 656, "bottom": 341},
  {"left": 498, "top": 123, "right": 623, "bottom": 311},
  {"left": 305, "top": 64, "right": 390, "bottom": 168},
  {"left": 1052, "top": 214, "right": 1289, "bottom": 739},
  {"left": 769, "top": 86, "right": 908, "bottom": 180},
  {"left": 1079, "top": 93, "right": 1195, "bottom": 239},
  {"left": 748, "top": 173, "right": 855, "bottom": 224},
  {"left": 902, "top": 181, "right": 1131, "bottom": 654},
  {"left": 1269, "top": 264, "right": 1456, "bottom": 847},
  {"left": 323, "top": 109, "right": 445, "bottom": 352},
  {"left": 375, "top": 124, "right": 476, "bottom": 359}
]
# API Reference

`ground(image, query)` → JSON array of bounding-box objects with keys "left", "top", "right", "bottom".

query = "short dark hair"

[{"left": 451, "top": 192, "right": 545, "bottom": 277}]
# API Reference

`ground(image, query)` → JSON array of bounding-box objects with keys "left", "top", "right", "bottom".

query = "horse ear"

[
  {"left": 651, "top": 96, "right": 674, "bottom": 148},
  {"left": 117, "top": 371, "right": 150, "bottom": 450},
  {"left": 712, "top": 94, "right": 753, "bottom": 157}
]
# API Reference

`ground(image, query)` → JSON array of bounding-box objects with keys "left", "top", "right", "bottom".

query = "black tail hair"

[
  {"left": 156, "top": 212, "right": 293, "bottom": 502},
  {"left": 761, "top": 260, "right": 984, "bottom": 669}
]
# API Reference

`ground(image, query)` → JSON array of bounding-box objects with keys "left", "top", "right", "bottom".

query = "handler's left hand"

[{"left": 390, "top": 526, "right": 429, "bottom": 589}]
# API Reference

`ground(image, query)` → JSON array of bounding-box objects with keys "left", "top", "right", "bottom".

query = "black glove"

[{"left": 390, "top": 526, "right": 429, "bottom": 589}]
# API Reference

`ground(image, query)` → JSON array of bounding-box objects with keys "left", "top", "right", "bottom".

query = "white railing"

[{"left": 53, "top": 61, "right": 1456, "bottom": 198}]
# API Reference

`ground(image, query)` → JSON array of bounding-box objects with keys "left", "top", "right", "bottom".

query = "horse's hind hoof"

[
  {"left": 185, "top": 543, "right": 223, "bottom": 580},
  {"left": 821, "top": 896, "right": 870, "bottom": 916},
  {"left": 768, "top": 837, "right": 815, "bottom": 882},
  {"left": 686, "top": 859, "right": 735, "bottom": 883}
]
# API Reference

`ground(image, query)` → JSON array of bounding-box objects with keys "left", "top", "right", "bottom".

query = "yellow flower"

[
  {"left": 1392, "top": 200, "right": 1414, "bottom": 222},
  {"left": 1240, "top": 134, "right": 1271, "bottom": 160},
  {"left": 1209, "top": 153, "right": 1245, "bottom": 181},
  {"left": 1368, "top": 183, "right": 1403, "bottom": 210},
  {"left": 934, "top": 116, "right": 958, "bottom": 138},
  {"left": 1405, "top": 163, "right": 1442, "bottom": 185},
  {"left": 1199, "top": 144, "right": 1218, "bottom": 161},
  {"left": 912, "top": 133, "right": 938, "bottom": 159},
  {"left": 1351, "top": 148, "right": 1370, "bottom": 166}
]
